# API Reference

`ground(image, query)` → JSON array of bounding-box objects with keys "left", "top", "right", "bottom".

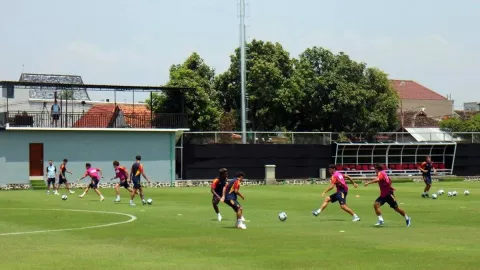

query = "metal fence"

[
  {"left": 4, "top": 111, "right": 188, "bottom": 129},
  {"left": 183, "top": 131, "right": 480, "bottom": 144}
]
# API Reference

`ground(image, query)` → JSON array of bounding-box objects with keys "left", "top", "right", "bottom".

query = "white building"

[{"left": 464, "top": 102, "right": 480, "bottom": 112}]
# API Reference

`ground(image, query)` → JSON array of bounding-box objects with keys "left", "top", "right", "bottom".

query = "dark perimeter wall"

[
  {"left": 454, "top": 144, "right": 480, "bottom": 176},
  {"left": 183, "top": 144, "right": 332, "bottom": 179}
]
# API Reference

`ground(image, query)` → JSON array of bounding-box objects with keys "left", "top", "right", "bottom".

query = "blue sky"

[{"left": 1, "top": 0, "right": 479, "bottom": 108}]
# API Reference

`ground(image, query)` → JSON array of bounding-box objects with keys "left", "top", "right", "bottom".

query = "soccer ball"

[
  {"left": 452, "top": 191, "right": 458, "bottom": 196},
  {"left": 447, "top": 192, "right": 453, "bottom": 197},
  {"left": 278, "top": 212, "right": 287, "bottom": 221},
  {"left": 146, "top": 198, "right": 153, "bottom": 205},
  {"left": 464, "top": 190, "right": 470, "bottom": 196},
  {"left": 432, "top": 193, "right": 437, "bottom": 199},
  {"left": 437, "top": 190, "right": 445, "bottom": 195},
  {"left": 61, "top": 195, "right": 68, "bottom": 200}
]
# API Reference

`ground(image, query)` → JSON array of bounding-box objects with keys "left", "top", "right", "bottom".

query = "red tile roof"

[
  {"left": 73, "top": 104, "right": 115, "bottom": 128},
  {"left": 73, "top": 104, "right": 152, "bottom": 128},
  {"left": 391, "top": 80, "right": 447, "bottom": 100}
]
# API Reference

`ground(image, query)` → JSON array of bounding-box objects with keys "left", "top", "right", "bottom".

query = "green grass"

[{"left": 1, "top": 182, "right": 479, "bottom": 270}]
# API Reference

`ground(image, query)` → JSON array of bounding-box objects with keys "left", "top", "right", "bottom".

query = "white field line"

[{"left": 0, "top": 208, "right": 137, "bottom": 236}]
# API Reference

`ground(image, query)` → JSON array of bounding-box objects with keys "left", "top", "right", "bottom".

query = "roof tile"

[{"left": 391, "top": 80, "right": 447, "bottom": 100}]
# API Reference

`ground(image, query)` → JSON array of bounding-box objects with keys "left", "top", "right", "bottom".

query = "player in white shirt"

[{"left": 46, "top": 160, "right": 59, "bottom": 195}]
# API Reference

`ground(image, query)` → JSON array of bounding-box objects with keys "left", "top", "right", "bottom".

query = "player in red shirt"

[
  {"left": 364, "top": 164, "right": 411, "bottom": 227},
  {"left": 111, "top": 161, "right": 136, "bottom": 202},
  {"left": 312, "top": 165, "right": 360, "bottom": 222}
]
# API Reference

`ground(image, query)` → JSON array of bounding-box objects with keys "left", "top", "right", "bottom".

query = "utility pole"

[{"left": 239, "top": 0, "right": 247, "bottom": 144}]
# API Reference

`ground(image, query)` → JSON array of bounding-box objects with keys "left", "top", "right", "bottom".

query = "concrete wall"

[
  {"left": 401, "top": 99, "right": 453, "bottom": 118},
  {"left": 0, "top": 130, "right": 175, "bottom": 184}
]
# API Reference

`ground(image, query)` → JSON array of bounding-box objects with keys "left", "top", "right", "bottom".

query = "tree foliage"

[
  {"left": 148, "top": 53, "right": 222, "bottom": 131},
  {"left": 216, "top": 40, "right": 303, "bottom": 131},
  {"left": 294, "top": 47, "right": 399, "bottom": 133},
  {"left": 440, "top": 114, "right": 480, "bottom": 132},
  {"left": 148, "top": 42, "right": 400, "bottom": 133}
]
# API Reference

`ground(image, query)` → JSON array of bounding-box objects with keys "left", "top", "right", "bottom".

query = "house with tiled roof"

[
  {"left": 391, "top": 80, "right": 454, "bottom": 119},
  {"left": 73, "top": 104, "right": 153, "bottom": 128}
]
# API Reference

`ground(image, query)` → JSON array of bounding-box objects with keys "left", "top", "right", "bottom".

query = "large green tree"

[
  {"left": 293, "top": 47, "right": 399, "bottom": 133},
  {"left": 147, "top": 53, "right": 222, "bottom": 131},
  {"left": 440, "top": 114, "right": 480, "bottom": 132},
  {"left": 215, "top": 40, "right": 303, "bottom": 131}
]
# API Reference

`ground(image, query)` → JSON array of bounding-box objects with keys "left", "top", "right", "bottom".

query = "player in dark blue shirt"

[
  {"left": 211, "top": 168, "right": 228, "bottom": 221},
  {"left": 221, "top": 172, "right": 246, "bottom": 229},
  {"left": 419, "top": 156, "right": 436, "bottom": 198},
  {"left": 129, "top": 155, "right": 151, "bottom": 206}
]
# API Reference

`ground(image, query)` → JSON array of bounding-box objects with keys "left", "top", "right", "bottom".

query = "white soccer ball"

[
  {"left": 464, "top": 190, "right": 470, "bottom": 196},
  {"left": 437, "top": 190, "right": 445, "bottom": 195},
  {"left": 432, "top": 193, "right": 438, "bottom": 199},
  {"left": 147, "top": 198, "right": 153, "bottom": 205},
  {"left": 61, "top": 195, "right": 68, "bottom": 200},
  {"left": 447, "top": 192, "right": 453, "bottom": 197},
  {"left": 453, "top": 191, "right": 458, "bottom": 196},
  {"left": 278, "top": 212, "right": 287, "bottom": 221}
]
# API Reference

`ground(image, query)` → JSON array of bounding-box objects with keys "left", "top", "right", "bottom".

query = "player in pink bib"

[
  {"left": 77, "top": 163, "right": 105, "bottom": 201},
  {"left": 364, "top": 164, "right": 411, "bottom": 227},
  {"left": 312, "top": 164, "right": 360, "bottom": 222},
  {"left": 111, "top": 161, "right": 136, "bottom": 202}
]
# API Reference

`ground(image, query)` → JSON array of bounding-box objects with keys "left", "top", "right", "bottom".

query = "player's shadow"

[
  {"left": 320, "top": 218, "right": 347, "bottom": 222},
  {"left": 210, "top": 219, "right": 230, "bottom": 222}
]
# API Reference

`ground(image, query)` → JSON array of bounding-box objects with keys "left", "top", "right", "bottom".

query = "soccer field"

[{"left": 1, "top": 182, "right": 479, "bottom": 270}]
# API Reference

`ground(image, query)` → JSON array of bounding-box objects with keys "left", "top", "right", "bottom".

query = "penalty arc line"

[{"left": 0, "top": 208, "right": 137, "bottom": 236}]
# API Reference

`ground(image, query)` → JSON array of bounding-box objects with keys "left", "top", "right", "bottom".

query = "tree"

[
  {"left": 440, "top": 114, "right": 480, "bottom": 132},
  {"left": 293, "top": 47, "right": 399, "bottom": 134},
  {"left": 148, "top": 53, "right": 222, "bottom": 131},
  {"left": 215, "top": 40, "right": 302, "bottom": 131}
]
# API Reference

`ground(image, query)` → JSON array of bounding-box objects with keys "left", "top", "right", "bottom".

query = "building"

[
  {"left": 391, "top": 80, "right": 454, "bottom": 119},
  {"left": 1, "top": 73, "right": 92, "bottom": 114},
  {"left": 0, "top": 80, "right": 189, "bottom": 188},
  {"left": 464, "top": 102, "right": 480, "bottom": 112},
  {"left": 0, "top": 127, "right": 185, "bottom": 186}
]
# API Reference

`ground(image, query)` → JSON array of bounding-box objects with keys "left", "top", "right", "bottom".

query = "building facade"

[
  {"left": 391, "top": 80, "right": 454, "bottom": 118},
  {"left": 464, "top": 102, "right": 480, "bottom": 112},
  {"left": 0, "top": 127, "right": 184, "bottom": 185}
]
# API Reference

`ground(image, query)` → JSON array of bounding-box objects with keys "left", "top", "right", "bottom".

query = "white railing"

[{"left": 182, "top": 131, "right": 480, "bottom": 144}]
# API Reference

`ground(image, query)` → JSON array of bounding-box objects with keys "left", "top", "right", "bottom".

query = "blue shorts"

[
  {"left": 132, "top": 179, "right": 142, "bottom": 189},
  {"left": 423, "top": 175, "right": 432, "bottom": 185},
  {"left": 375, "top": 192, "right": 398, "bottom": 209},
  {"left": 225, "top": 199, "right": 241, "bottom": 212},
  {"left": 329, "top": 191, "right": 347, "bottom": 205},
  {"left": 47, "top": 178, "right": 56, "bottom": 186},
  {"left": 89, "top": 178, "right": 99, "bottom": 189}
]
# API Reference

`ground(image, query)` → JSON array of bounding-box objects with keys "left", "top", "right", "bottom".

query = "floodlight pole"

[{"left": 240, "top": 0, "right": 247, "bottom": 144}]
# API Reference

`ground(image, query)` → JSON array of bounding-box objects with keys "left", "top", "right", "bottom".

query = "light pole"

[{"left": 239, "top": 0, "right": 247, "bottom": 144}]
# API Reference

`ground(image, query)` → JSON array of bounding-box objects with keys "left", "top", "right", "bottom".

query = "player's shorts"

[
  {"left": 423, "top": 175, "right": 432, "bottom": 185},
  {"left": 52, "top": 114, "right": 59, "bottom": 120},
  {"left": 58, "top": 177, "right": 67, "bottom": 185},
  {"left": 89, "top": 178, "right": 99, "bottom": 189},
  {"left": 132, "top": 179, "right": 142, "bottom": 189},
  {"left": 225, "top": 199, "right": 241, "bottom": 212},
  {"left": 329, "top": 191, "right": 347, "bottom": 205},
  {"left": 118, "top": 180, "right": 130, "bottom": 189},
  {"left": 375, "top": 192, "right": 398, "bottom": 209},
  {"left": 47, "top": 178, "right": 56, "bottom": 185},
  {"left": 212, "top": 195, "right": 221, "bottom": 204}
]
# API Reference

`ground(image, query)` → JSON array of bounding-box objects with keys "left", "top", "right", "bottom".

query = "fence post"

[
  {"left": 291, "top": 132, "right": 294, "bottom": 144},
  {"left": 264, "top": 165, "right": 276, "bottom": 185},
  {"left": 214, "top": 132, "right": 218, "bottom": 144}
]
